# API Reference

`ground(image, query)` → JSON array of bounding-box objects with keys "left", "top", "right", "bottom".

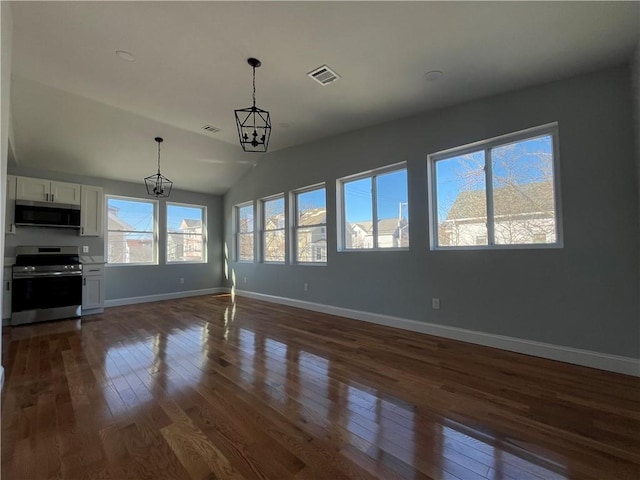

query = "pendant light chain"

[
  {"left": 157, "top": 140, "right": 162, "bottom": 174},
  {"left": 252, "top": 65, "right": 256, "bottom": 108}
]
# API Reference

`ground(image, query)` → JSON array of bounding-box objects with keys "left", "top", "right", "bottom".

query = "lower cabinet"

[
  {"left": 82, "top": 264, "right": 105, "bottom": 315},
  {"left": 2, "top": 267, "right": 11, "bottom": 321}
]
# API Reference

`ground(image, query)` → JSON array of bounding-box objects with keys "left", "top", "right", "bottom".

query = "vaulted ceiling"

[{"left": 8, "top": 1, "right": 639, "bottom": 194}]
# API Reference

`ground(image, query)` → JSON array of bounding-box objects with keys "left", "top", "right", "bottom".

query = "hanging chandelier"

[
  {"left": 234, "top": 58, "right": 271, "bottom": 152},
  {"left": 144, "top": 137, "right": 173, "bottom": 198}
]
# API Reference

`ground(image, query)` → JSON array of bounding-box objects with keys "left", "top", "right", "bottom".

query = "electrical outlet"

[
  {"left": 304, "top": 282, "right": 309, "bottom": 292},
  {"left": 82, "top": 246, "right": 89, "bottom": 253},
  {"left": 432, "top": 298, "right": 440, "bottom": 310},
  {"left": 179, "top": 277, "right": 185, "bottom": 284}
]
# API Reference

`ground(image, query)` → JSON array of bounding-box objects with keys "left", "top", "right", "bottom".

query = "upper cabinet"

[
  {"left": 80, "top": 185, "right": 104, "bottom": 236},
  {"left": 16, "top": 177, "right": 81, "bottom": 205}
]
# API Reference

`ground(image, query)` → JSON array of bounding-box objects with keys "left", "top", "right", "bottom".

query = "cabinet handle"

[
  {"left": 81, "top": 227, "right": 84, "bottom": 235},
  {"left": 52, "top": 194, "right": 55, "bottom": 202},
  {"left": 83, "top": 278, "right": 86, "bottom": 286},
  {"left": 46, "top": 193, "right": 49, "bottom": 201},
  {"left": 6, "top": 281, "right": 9, "bottom": 291}
]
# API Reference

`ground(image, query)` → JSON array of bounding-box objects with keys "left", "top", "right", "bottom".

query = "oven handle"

[{"left": 13, "top": 271, "right": 83, "bottom": 279}]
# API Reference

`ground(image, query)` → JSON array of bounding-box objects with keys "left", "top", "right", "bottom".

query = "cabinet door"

[
  {"left": 3, "top": 267, "right": 11, "bottom": 320},
  {"left": 16, "top": 177, "right": 49, "bottom": 202},
  {"left": 80, "top": 186, "right": 104, "bottom": 236},
  {"left": 82, "top": 275, "right": 104, "bottom": 311},
  {"left": 50, "top": 181, "right": 81, "bottom": 205},
  {"left": 5, "top": 175, "right": 16, "bottom": 234}
]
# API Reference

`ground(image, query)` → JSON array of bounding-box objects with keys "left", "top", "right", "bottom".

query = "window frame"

[
  {"left": 337, "top": 161, "right": 409, "bottom": 252},
  {"left": 260, "top": 193, "right": 287, "bottom": 264},
  {"left": 106, "top": 195, "right": 158, "bottom": 266},
  {"left": 165, "top": 202, "right": 207, "bottom": 264},
  {"left": 292, "top": 183, "right": 327, "bottom": 265},
  {"left": 428, "top": 122, "right": 563, "bottom": 251},
  {"left": 235, "top": 201, "right": 255, "bottom": 263}
]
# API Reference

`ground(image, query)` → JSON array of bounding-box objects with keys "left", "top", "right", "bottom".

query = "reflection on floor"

[{"left": 2, "top": 294, "right": 639, "bottom": 479}]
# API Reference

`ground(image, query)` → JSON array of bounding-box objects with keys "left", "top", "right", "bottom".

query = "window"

[
  {"left": 166, "top": 203, "right": 206, "bottom": 263},
  {"left": 261, "top": 195, "right": 285, "bottom": 262},
  {"left": 235, "top": 203, "right": 254, "bottom": 262},
  {"left": 339, "top": 163, "right": 409, "bottom": 250},
  {"left": 107, "top": 196, "right": 157, "bottom": 265},
  {"left": 294, "top": 185, "right": 327, "bottom": 263},
  {"left": 429, "top": 123, "right": 561, "bottom": 249}
]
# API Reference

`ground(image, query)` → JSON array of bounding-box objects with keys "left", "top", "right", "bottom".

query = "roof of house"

[
  {"left": 299, "top": 208, "right": 326, "bottom": 227},
  {"left": 180, "top": 219, "right": 202, "bottom": 229},
  {"left": 446, "top": 181, "right": 554, "bottom": 221},
  {"left": 352, "top": 218, "right": 406, "bottom": 236},
  {"left": 107, "top": 210, "right": 133, "bottom": 231}
]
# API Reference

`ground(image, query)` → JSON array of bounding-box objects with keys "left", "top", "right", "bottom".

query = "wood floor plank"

[{"left": 2, "top": 293, "right": 639, "bottom": 479}]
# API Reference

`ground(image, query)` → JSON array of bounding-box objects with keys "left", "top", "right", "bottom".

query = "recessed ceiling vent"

[
  {"left": 308, "top": 65, "right": 340, "bottom": 86},
  {"left": 201, "top": 124, "right": 221, "bottom": 133}
]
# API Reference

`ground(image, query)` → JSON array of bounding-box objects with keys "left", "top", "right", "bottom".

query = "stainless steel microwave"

[{"left": 14, "top": 200, "right": 81, "bottom": 228}]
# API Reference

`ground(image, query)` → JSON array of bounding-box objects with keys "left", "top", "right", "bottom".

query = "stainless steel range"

[{"left": 11, "top": 246, "right": 82, "bottom": 326}]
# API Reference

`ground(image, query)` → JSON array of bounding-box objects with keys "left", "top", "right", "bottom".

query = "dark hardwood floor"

[{"left": 2, "top": 293, "right": 639, "bottom": 479}]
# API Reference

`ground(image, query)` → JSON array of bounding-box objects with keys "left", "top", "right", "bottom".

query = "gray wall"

[
  {"left": 634, "top": 44, "right": 640, "bottom": 342},
  {"left": 224, "top": 65, "right": 639, "bottom": 359},
  {"left": 1, "top": 1, "right": 13, "bottom": 372},
  {"left": 6, "top": 166, "right": 224, "bottom": 301}
]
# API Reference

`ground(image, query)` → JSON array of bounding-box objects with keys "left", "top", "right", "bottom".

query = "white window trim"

[
  {"left": 260, "top": 193, "right": 286, "bottom": 264},
  {"left": 427, "top": 122, "right": 563, "bottom": 251},
  {"left": 166, "top": 201, "right": 207, "bottom": 264},
  {"left": 105, "top": 194, "right": 159, "bottom": 266},
  {"left": 292, "top": 183, "right": 327, "bottom": 265},
  {"left": 235, "top": 201, "right": 255, "bottom": 263},
  {"left": 337, "top": 161, "right": 409, "bottom": 252}
]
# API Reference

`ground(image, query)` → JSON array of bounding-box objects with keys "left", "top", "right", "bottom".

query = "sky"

[
  {"left": 344, "top": 169, "right": 408, "bottom": 223},
  {"left": 108, "top": 199, "right": 201, "bottom": 232},
  {"left": 435, "top": 135, "right": 553, "bottom": 221}
]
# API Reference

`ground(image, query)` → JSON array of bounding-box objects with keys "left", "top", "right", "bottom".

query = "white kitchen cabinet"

[
  {"left": 5, "top": 175, "right": 16, "bottom": 234},
  {"left": 2, "top": 267, "right": 11, "bottom": 321},
  {"left": 82, "top": 264, "right": 105, "bottom": 314},
  {"left": 80, "top": 186, "right": 104, "bottom": 236},
  {"left": 50, "top": 181, "right": 81, "bottom": 205},
  {"left": 16, "top": 177, "right": 81, "bottom": 205}
]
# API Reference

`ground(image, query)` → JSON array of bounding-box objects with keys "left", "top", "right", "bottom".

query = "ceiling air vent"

[
  {"left": 201, "top": 125, "right": 221, "bottom": 133},
  {"left": 308, "top": 64, "right": 340, "bottom": 86}
]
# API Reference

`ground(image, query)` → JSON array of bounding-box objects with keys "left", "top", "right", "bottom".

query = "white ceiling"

[{"left": 8, "top": 1, "right": 639, "bottom": 194}]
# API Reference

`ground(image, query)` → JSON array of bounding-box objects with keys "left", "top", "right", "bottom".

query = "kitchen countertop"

[{"left": 80, "top": 256, "right": 105, "bottom": 264}]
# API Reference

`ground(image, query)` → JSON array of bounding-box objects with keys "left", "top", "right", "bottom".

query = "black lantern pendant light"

[
  {"left": 144, "top": 137, "right": 173, "bottom": 198},
  {"left": 234, "top": 58, "right": 271, "bottom": 152}
]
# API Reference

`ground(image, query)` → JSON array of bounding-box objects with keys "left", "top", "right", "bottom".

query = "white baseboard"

[
  {"left": 233, "top": 289, "right": 640, "bottom": 377},
  {"left": 105, "top": 288, "right": 227, "bottom": 308}
]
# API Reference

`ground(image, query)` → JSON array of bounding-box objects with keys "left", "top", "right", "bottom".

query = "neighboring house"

[
  {"left": 345, "top": 218, "right": 409, "bottom": 249},
  {"left": 297, "top": 208, "right": 327, "bottom": 262},
  {"left": 345, "top": 218, "right": 409, "bottom": 248},
  {"left": 440, "top": 181, "right": 556, "bottom": 246},
  {"left": 263, "top": 212, "right": 286, "bottom": 261},
  {"left": 167, "top": 218, "right": 203, "bottom": 262},
  {"left": 126, "top": 238, "right": 154, "bottom": 263},
  {"left": 107, "top": 205, "right": 133, "bottom": 263}
]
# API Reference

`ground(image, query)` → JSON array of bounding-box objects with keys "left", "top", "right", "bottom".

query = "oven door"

[{"left": 11, "top": 272, "right": 82, "bottom": 325}]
